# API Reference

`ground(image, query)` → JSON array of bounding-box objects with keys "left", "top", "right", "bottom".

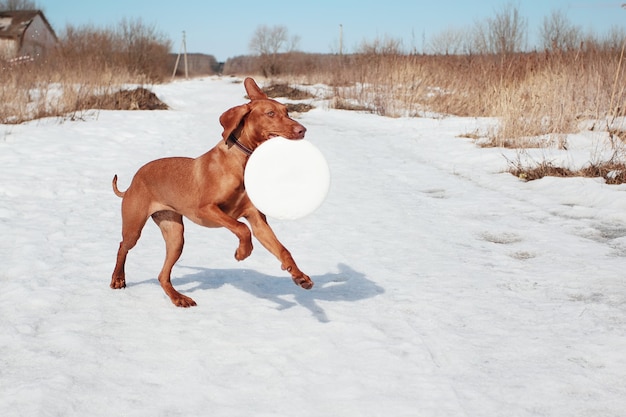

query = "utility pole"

[
  {"left": 339, "top": 24, "right": 343, "bottom": 56},
  {"left": 172, "top": 31, "right": 189, "bottom": 80}
]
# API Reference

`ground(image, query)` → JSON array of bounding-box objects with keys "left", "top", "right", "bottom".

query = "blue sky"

[{"left": 43, "top": 0, "right": 626, "bottom": 61}]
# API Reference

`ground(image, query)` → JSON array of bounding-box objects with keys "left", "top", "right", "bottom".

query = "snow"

[{"left": 1, "top": 76, "right": 626, "bottom": 417}]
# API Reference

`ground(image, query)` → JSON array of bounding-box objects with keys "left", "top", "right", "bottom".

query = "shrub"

[{"left": 0, "top": 19, "right": 172, "bottom": 124}]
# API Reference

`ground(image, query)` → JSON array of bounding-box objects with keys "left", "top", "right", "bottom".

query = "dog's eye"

[{"left": 266, "top": 111, "right": 275, "bottom": 117}]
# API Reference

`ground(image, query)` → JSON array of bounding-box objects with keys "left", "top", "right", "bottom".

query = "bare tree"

[
  {"left": 428, "top": 27, "right": 465, "bottom": 55},
  {"left": 539, "top": 9, "right": 581, "bottom": 51},
  {"left": 489, "top": 3, "right": 527, "bottom": 54},
  {"left": 0, "top": 0, "right": 39, "bottom": 10},
  {"left": 117, "top": 18, "right": 172, "bottom": 80},
  {"left": 603, "top": 25, "right": 626, "bottom": 52},
  {"left": 472, "top": 3, "right": 527, "bottom": 55},
  {"left": 250, "top": 25, "right": 286, "bottom": 56},
  {"left": 249, "top": 24, "right": 300, "bottom": 76},
  {"left": 356, "top": 35, "right": 403, "bottom": 55}
]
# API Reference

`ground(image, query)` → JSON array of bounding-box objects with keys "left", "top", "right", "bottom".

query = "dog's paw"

[
  {"left": 281, "top": 264, "right": 313, "bottom": 289},
  {"left": 234, "top": 241, "right": 253, "bottom": 261},
  {"left": 292, "top": 274, "right": 314, "bottom": 290},
  {"left": 110, "top": 277, "right": 126, "bottom": 289},
  {"left": 171, "top": 294, "right": 197, "bottom": 308}
]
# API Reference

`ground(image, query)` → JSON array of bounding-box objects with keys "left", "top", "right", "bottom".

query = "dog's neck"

[{"left": 226, "top": 133, "right": 253, "bottom": 156}]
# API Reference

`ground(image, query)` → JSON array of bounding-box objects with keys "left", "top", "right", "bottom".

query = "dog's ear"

[
  {"left": 220, "top": 104, "right": 250, "bottom": 144},
  {"left": 244, "top": 77, "right": 268, "bottom": 100}
]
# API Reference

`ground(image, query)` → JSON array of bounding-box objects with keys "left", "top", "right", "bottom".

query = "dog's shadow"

[{"left": 131, "top": 263, "right": 383, "bottom": 322}]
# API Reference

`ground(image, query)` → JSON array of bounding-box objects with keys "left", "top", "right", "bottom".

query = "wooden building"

[{"left": 0, "top": 10, "right": 57, "bottom": 61}]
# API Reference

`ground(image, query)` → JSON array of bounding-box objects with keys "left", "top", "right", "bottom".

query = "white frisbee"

[{"left": 244, "top": 137, "right": 330, "bottom": 220}]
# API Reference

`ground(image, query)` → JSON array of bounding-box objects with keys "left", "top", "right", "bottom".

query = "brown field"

[
  {"left": 0, "top": 21, "right": 172, "bottom": 124},
  {"left": 2, "top": 20, "right": 626, "bottom": 182},
  {"left": 224, "top": 43, "right": 626, "bottom": 182},
  {"left": 225, "top": 46, "right": 626, "bottom": 146}
]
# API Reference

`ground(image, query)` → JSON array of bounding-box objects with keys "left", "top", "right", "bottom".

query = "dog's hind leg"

[
  {"left": 152, "top": 210, "right": 196, "bottom": 307},
  {"left": 111, "top": 205, "right": 149, "bottom": 291}
]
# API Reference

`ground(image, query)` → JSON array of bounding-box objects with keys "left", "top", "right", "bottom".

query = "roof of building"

[{"left": 0, "top": 10, "right": 57, "bottom": 41}]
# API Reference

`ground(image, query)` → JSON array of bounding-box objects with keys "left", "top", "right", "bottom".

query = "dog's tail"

[{"left": 112, "top": 175, "right": 126, "bottom": 198}]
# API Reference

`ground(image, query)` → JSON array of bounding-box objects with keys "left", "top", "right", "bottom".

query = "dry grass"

[
  {"left": 4, "top": 21, "right": 626, "bottom": 183},
  {"left": 80, "top": 88, "right": 168, "bottom": 111},
  {"left": 226, "top": 46, "right": 626, "bottom": 143},
  {"left": 225, "top": 42, "right": 626, "bottom": 183},
  {"left": 509, "top": 159, "right": 626, "bottom": 184},
  {"left": 261, "top": 83, "right": 315, "bottom": 100},
  {"left": 0, "top": 20, "right": 171, "bottom": 124}
]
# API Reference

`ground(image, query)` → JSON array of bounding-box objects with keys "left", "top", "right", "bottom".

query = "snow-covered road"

[{"left": 1, "top": 77, "right": 625, "bottom": 417}]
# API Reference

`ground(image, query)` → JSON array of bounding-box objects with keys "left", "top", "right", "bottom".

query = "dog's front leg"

[
  {"left": 196, "top": 204, "right": 254, "bottom": 260},
  {"left": 246, "top": 211, "right": 314, "bottom": 289}
]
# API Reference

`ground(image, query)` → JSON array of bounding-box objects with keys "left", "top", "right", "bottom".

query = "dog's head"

[{"left": 219, "top": 78, "right": 306, "bottom": 151}]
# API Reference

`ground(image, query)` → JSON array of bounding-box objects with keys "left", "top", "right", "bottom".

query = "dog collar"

[{"left": 227, "top": 133, "right": 253, "bottom": 156}]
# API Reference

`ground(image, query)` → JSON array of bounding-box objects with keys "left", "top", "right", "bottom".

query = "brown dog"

[{"left": 110, "top": 77, "right": 313, "bottom": 307}]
